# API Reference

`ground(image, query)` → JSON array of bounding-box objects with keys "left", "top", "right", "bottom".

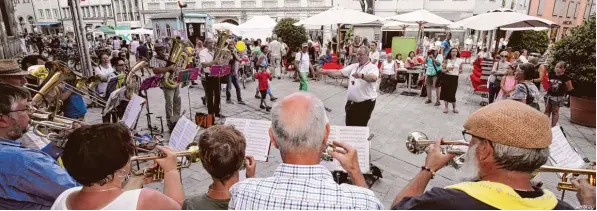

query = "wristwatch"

[
  {"left": 575, "top": 205, "right": 595, "bottom": 210},
  {"left": 361, "top": 73, "right": 364, "bottom": 79}
]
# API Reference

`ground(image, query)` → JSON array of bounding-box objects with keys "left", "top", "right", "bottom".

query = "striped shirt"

[
  {"left": 229, "top": 163, "right": 384, "bottom": 210},
  {"left": 150, "top": 56, "right": 168, "bottom": 69}
]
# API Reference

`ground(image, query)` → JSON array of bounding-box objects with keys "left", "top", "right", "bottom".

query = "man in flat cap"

[
  {"left": 391, "top": 100, "right": 574, "bottom": 210},
  {"left": 150, "top": 44, "right": 180, "bottom": 131},
  {"left": 0, "top": 59, "right": 29, "bottom": 86}
]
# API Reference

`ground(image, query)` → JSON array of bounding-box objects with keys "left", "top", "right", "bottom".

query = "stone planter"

[{"left": 569, "top": 95, "right": 596, "bottom": 127}]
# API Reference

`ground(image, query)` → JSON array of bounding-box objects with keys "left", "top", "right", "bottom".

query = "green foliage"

[
  {"left": 273, "top": 18, "right": 307, "bottom": 52},
  {"left": 548, "top": 16, "right": 596, "bottom": 98},
  {"left": 507, "top": 30, "right": 549, "bottom": 54}
]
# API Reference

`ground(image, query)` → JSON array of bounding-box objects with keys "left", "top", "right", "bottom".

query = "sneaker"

[
  {"left": 425, "top": 99, "right": 432, "bottom": 104},
  {"left": 270, "top": 97, "right": 278, "bottom": 102},
  {"left": 260, "top": 105, "right": 266, "bottom": 109},
  {"left": 238, "top": 100, "right": 246, "bottom": 105},
  {"left": 226, "top": 99, "right": 234, "bottom": 104},
  {"left": 325, "top": 107, "right": 332, "bottom": 112},
  {"left": 265, "top": 106, "right": 272, "bottom": 112}
]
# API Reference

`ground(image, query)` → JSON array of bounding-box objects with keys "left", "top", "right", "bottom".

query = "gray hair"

[
  {"left": 492, "top": 142, "right": 549, "bottom": 173},
  {"left": 358, "top": 46, "right": 370, "bottom": 59},
  {"left": 271, "top": 92, "right": 328, "bottom": 154}
]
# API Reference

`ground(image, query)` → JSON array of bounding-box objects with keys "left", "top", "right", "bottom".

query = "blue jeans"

[{"left": 226, "top": 74, "right": 242, "bottom": 101}]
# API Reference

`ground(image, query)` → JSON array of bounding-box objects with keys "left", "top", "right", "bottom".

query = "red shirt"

[{"left": 255, "top": 72, "right": 271, "bottom": 91}]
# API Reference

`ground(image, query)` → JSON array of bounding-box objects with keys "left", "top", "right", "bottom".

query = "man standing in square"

[{"left": 150, "top": 45, "right": 181, "bottom": 131}]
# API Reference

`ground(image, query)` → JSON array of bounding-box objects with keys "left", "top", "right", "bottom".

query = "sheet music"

[
  {"left": 225, "top": 118, "right": 272, "bottom": 162},
  {"left": 169, "top": 117, "right": 199, "bottom": 151},
  {"left": 548, "top": 127, "right": 585, "bottom": 169},
  {"left": 121, "top": 94, "right": 145, "bottom": 128},
  {"left": 326, "top": 126, "right": 370, "bottom": 173}
]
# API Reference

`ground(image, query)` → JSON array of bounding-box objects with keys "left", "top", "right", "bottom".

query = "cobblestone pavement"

[{"left": 85, "top": 64, "right": 595, "bottom": 208}]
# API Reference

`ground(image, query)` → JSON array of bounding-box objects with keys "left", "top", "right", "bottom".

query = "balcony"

[
  {"left": 285, "top": 0, "right": 300, "bottom": 7},
  {"left": 263, "top": 0, "right": 278, "bottom": 8},
  {"left": 308, "top": 0, "right": 324, "bottom": 7},
  {"left": 221, "top": 1, "right": 235, "bottom": 8},
  {"left": 241, "top": 0, "right": 256, "bottom": 8},
  {"left": 202, "top": 1, "right": 216, "bottom": 8}
]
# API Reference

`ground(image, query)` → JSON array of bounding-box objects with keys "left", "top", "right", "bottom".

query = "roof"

[{"left": 149, "top": 12, "right": 212, "bottom": 20}]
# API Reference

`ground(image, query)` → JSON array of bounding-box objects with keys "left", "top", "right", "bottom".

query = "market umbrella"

[
  {"left": 96, "top": 26, "right": 115, "bottom": 35},
  {"left": 231, "top": 15, "right": 276, "bottom": 40},
  {"left": 293, "top": 6, "right": 382, "bottom": 26},
  {"left": 450, "top": 8, "right": 555, "bottom": 54},
  {"left": 213, "top": 22, "right": 238, "bottom": 30},
  {"left": 384, "top": 9, "right": 453, "bottom": 54}
]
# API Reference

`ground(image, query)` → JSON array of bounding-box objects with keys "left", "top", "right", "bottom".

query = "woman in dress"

[
  {"left": 404, "top": 51, "right": 418, "bottom": 69},
  {"left": 440, "top": 48, "right": 462, "bottom": 113},
  {"left": 348, "top": 36, "right": 363, "bottom": 65},
  {"left": 379, "top": 53, "right": 399, "bottom": 94},
  {"left": 496, "top": 64, "right": 517, "bottom": 100},
  {"left": 51, "top": 123, "right": 184, "bottom": 210}
]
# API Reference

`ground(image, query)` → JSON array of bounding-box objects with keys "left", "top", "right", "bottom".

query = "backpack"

[{"left": 522, "top": 83, "right": 540, "bottom": 110}]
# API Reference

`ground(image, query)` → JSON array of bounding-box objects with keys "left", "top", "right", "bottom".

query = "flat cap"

[{"left": 463, "top": 100, "right": 552, "bottom": 149}]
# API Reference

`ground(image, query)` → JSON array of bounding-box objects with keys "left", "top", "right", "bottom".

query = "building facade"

[
  {"left": 529, "top": 0, "right": 595, "bottom": 40},
  {"left": 58, "top": 0, "right": 144, "bottom": 33},
  {"left": 13, "top": 0, "right": 63, "bottom": 34}
]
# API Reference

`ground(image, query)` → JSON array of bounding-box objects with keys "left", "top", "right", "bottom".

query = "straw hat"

[
  {"left": 463, "top": 100, "right": 552, "bottom": 149},
  {"left": 0, "top": 59, "right": 28, "bottom": 76}
]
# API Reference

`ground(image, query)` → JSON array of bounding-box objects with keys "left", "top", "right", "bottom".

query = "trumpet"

[
  {"left": 406, "top": 131, "right": 597, "bottom": 192},
  {"left": 130, "top": 142, "right": 200, "bottom": 181},
  {"left": 536, "top": 165, "right": 596, "bottom": 192}
]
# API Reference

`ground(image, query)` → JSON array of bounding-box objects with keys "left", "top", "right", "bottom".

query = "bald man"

[{"left": 229, "top": 92, "right": 383, "bottom": 210}]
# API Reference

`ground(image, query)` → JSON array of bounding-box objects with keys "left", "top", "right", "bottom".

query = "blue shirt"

[
  {"left": 442, "top": 40, "right": 451, "bottom": 56},
  {"left": 62, "top": 92, "right": 87, "bottom": 119},
  {"left": 0, "top": 138, "right": 79, "bottom": 209},
  {"left": 319, "top": 54, "right": 332, "bottom": 65}
]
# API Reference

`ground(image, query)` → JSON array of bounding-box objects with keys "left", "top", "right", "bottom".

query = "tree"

[
  {"left": 273, "top": 18, "right": 307, "bottom": 53},
  {"left": 548, "top": 16, "right": 596, "bottom": 98},
  {"left": 507, "top": 30, "right": 549, "bottom": 54}
]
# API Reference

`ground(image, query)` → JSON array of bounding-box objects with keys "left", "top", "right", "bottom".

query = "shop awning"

[{"left": 32, "top": 22, "right": 60, "bottom": 26}]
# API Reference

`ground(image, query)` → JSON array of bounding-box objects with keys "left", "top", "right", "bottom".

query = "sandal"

[
  {"left": 443, "top": 108, "right": 449, "bottom": 113},
  {"left": 425, "top": 99, "right": 432, "bottom": 104},
  {"left": 434, "top": 101, "right": 440, "bottom": 106},
  {"left": 453, "top": 108, "right": 459, "bottom": 113}
]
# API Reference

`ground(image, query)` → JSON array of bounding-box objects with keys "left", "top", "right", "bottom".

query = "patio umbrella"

[
  {"left": 450, "top": 8, "right": 555, "bottom": 54},
  {"left": 213, "top": 22, "right": 238, "bottom": 30},
  {"left": 384, "top": 9, "right": 453, "bottom": 54},
  {"left": 293, "top": 6, "right": 382, "bottom": 26}
]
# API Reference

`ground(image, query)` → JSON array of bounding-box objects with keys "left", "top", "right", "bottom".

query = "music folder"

[
  {"left": 225, "top": 118, "right": 272, "bottom": 162},
  {"left": 321, "top": 126, "right": 371, "bottom": 173}
]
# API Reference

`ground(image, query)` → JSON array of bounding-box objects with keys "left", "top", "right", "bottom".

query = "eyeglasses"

[
  {"left": 116, "top": 64, "right": 125, "bottom": 67},
  {"left": 4, "top": 105, "right": 34, "bottom": 115},
  {"left": 462, "top": 130, "right": 491, "bottom": 143}
]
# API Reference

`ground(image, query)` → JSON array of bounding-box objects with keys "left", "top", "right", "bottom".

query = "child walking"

[
  {"left": 497, "top": 64, "right": 516, "bottom": 100},
  {"left": 545, "top": 61, "right": 574, "bottom": 127},
  {"left": 255, "top": 69, "right": 273, "bottom": 112}
]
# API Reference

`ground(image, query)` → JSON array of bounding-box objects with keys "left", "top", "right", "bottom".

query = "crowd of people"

[{"left": 0, "top": 29, "right": 593, "bottom": 210}]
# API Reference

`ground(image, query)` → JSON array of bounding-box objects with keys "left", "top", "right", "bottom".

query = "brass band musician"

[
  {"left": 150, "top": 45, "right": 181, "bottom": 131},
  {"left": 391, "top": 100, "right": 574, "bottom": 210}
]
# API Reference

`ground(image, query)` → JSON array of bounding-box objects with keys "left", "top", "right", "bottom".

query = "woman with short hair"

[
  {"left": 51, "top": 124, "right": 184, "bottom": 210},
  {"left": 379, "top": 53, "right": 399, "bottom": 94}
]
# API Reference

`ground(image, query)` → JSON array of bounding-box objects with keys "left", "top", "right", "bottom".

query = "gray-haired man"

[{"left": 229, "top": 92, "right": 383, "bottom": 210}]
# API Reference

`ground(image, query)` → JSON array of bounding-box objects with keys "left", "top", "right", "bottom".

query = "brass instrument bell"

[{"left": 131, "top": 142, "right": 200, "bottom": 181}]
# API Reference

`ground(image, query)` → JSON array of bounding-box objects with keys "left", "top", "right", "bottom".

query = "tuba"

[
  {"left": 31, "top": 62, "right": 77, "bottom": 115},
  {"left": 213, "top": 30, "right": 233, "bottom": 65},
  {"left": 162, "top": 39, "right": 192, "bottom": 89}
]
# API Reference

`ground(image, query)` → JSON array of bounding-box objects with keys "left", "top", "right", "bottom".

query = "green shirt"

[{"left": 182, "top": 193, "right": 230, "bottom": 210}]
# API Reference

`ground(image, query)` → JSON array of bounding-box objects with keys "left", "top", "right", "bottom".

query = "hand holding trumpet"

[{"left": 425, "top": 139, "right": 458, "bottom": 172}]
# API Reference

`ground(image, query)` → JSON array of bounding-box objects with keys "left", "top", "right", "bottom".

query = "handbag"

[{"left": 195, "top": 112, "right": 215, "bottom": 128}]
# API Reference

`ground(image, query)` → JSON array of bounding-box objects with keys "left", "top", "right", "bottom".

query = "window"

[
  {"left": 574, "top": 1, "right": 580, "bottom": 18},
  {"left": 148, "top": 3, "right": 160, "bottom": 9},
  {"left": 165, "top": 2, "right": 177, "bottom": 9},
  {"left": 155, "top": 23, "right": 161, "bottom": 38},
  {"left": 553, "top": 0, "right": 566, "bottom": 16},
  {"left": 585, "top": 0, "right": 596, "bottom": 19},
  {"left": 0, "top": 1, "right": 13, "bottom": 36},
  {"left": 92, "top": 6, "right": 96, "bottom": 17},
  {"left": 537, "top": 0, "right": 545, "bottom": 15},
  {"left": 39, "top": 9, "right": 44, "bottom": 18},
  {"left": 103, "top": 6, "right": 108, "bottom": 17},
  {"left": 107, "top": 5, "right": 112, "bottom": 17},
  {"left": 46, "top": 9, "right": 51, "bottom": 18},
  {"left": 54, "top": 9, "right": 59, "bottom": 18},
  {"left": 166, "top": 24, "right": 172, "bottom": 37},
  {"left": 566, "top": 1, "right": 574, "bottom": 18},
  {"left": 86, "top": 7, "right": 90, "bottom": 17}
]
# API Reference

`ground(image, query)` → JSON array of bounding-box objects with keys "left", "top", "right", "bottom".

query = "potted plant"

[{"left": 548, "top": 16, "right": 596, "bottom": 127}]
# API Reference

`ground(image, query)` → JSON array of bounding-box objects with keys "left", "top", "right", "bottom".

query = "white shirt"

[
  {"left": 113, "top": 39, "right": 121, "bottom": 50},
  {"left": 381, "top": 60, "right": 396, "bottom": 75},
  {"left": 295, "top": 51, "right": 310, "bottom": 73},
  {"left": 341, "top": 62, "right": 379, "bottom": 102},
  {"left": 199, "top": 48, "right": 214, "bottom": 73},
  {"left": 519, "top": 55, "right": 528, "bottom": 63},
  {"left": 269, "top": 40, "right": 283, "bottom": 57},
  {"left": 465, "top": 38, "right": 473, "bottom": 45},
  {"left": 51, "top": 187, "right": 142, "bottom": 210},
  {"left": 94, "top": 65, "right": 115, "bottom": 94},
  {"left": 130, "top": 41, "right": 140, "bottom": 53},
  {"left": 445, "top": 58, "right": 462, "bottom": 76},
  {"left": 369, "top": 51, "right": 380, "bottom": 63}
]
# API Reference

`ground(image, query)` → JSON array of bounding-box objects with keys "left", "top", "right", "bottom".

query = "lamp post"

[{"left": 178, "top": 1, "right": 187, "bottom": 38}]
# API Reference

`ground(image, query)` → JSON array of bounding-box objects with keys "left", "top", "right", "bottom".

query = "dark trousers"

[
  {"left": 488, "top": 81, "right": 501, "bottom": 104},
  {"left": 202, "top": 77, "right": 221, "bottom": 115},
  {"left": 226, "top": 74, "right": 242, "bottom": 101},
  {"left": 345, "top": 99, "right": 376, "bottom": 127}
]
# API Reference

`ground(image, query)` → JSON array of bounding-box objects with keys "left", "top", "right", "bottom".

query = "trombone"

[
  {"left": 405, "top": 131, "right": 597, "bottom": 192},
  {"left": 130, "top": 142, "right": 200, "bottom": 181}
]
